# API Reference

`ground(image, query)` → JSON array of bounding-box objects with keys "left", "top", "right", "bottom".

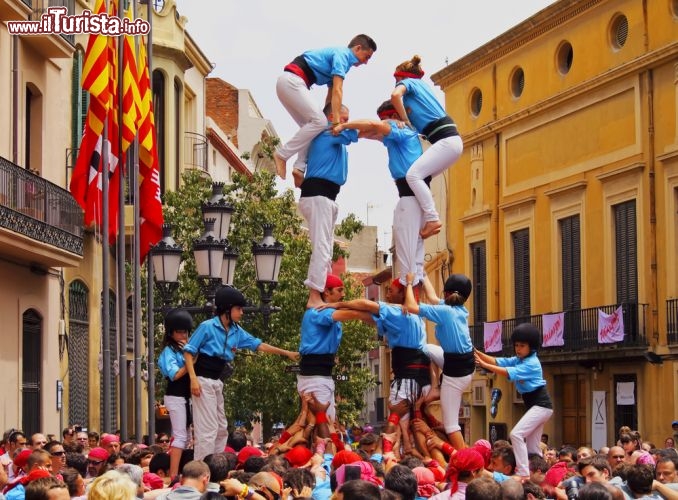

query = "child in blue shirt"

[{"left": 474, "top": 323, "right": 554, "bottom": 478}]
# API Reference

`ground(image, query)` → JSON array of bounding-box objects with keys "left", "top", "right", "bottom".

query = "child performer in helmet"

[
  {"left": 404, "top": 272, "right": 474, "bottom": 454},
  {"left": 474, "top": 323, "right": 553, "bottom": 479},
  {"left": 183, "top": 286, "right": 299, "bottom": 461},
  {"left": 157, "top": 308, "right": 194, "bottom": 479}
]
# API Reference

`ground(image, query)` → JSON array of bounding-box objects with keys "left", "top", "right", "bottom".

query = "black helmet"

[
  {"left": 215, "top": 286, "right": 247, "bottom": 315},
  {"left": 164, "top": 308, "right": 193, "bottom": 334},
  {"left": 443, "top": 274, "right": 472, "bottom": 300},
  {"left": 510, "top": 322, "right": 540, "bottom": 351}
]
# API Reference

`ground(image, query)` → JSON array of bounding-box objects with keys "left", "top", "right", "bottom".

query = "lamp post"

[{"left": 146, "top": 183, "right": 285, "bottom": 443}]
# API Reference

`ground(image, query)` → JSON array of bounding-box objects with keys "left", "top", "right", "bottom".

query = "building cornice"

[{"left": 205, "top": 127, "right": 252, "bottom": 179}]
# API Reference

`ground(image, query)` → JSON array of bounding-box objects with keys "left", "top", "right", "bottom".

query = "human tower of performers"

[{"left": 7, "top": 34, "right": 675, "bottom": 500}]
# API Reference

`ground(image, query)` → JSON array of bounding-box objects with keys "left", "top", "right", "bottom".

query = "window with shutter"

[
  {"left": 614, "top": 201, "right": 638, "bottom": 304},
  {"left": 471, "top": 241, "right": 487, "bottom": 324},
  {"left": 71, "top": 49, "right": 89, "bottom": 153},
  {"left": 22, "top": 309, "right": 42, "bottom": 435},
  {"left": 560, "top": 215, "right": 581, "bottom": 311},
  {"left": 512, "top": 229, "right": 531, "bottom": 318}
]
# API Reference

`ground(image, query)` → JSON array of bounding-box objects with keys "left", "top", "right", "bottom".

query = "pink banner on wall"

[
  {"left": 598, "top": 306, "right": 624, "bottom": 344},
  {"left": 484, "top": 321, "right": 503, "bottom": 353},
  {"left": 542, "top": 312, "right": 565, "bottom": 347}
]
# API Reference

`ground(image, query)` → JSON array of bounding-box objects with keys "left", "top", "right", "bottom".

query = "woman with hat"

[
  {"left": 404, "top": 272, "right": 474, "bottom": 455},
  {"left": 157, "top": 308, "right": 194, "bottom": 480},
  {"left": 183, "top": 286, "right": 299, "bottom": 461}
]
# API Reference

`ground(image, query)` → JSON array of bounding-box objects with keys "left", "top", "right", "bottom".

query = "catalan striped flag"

[
  {"left": 136, "top": 36, "right": 163, "bottom": 261},
  {"left": 121, "top": 6, "right": 141, "bottom": 153},
  {"left": 80, "top": 0, "right": 110, "bottom": 108}
]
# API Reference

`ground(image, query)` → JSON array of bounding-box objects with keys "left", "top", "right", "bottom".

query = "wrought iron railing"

[
  {"left": 0, "top": 156, "right": 83, "bottom": 255},
  {"left": 471, "top": 302, "right": 648, "bottom": 357},
  {"left": 185, "top": 131, "right": 208, "bottom": 172},
  {"left": 668, "top": 298, "right": 678, "bottom": 345},
  {"left": 28, "top": 0, "right": 75, "bottom": 45}
]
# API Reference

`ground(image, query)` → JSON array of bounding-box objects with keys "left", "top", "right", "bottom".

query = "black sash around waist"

[
  {"left": 422, "top": 115, "right": 458, "bottom": 144},
  {"left": 395, "top": 176, "right": 431, "bottom": 197},
  {"left": 194, "top": 354, "right": 228, "bottom": 380},
  {"left": 391, "top": 347, "right": 431, "bottom": 378},
  {"left": 442, "top": 351, "right": 475, "bottom": 377},
  {"left": 288, "top": 55, "right": 317, "bottom": 87},
  {"left": 165, "top": 374, "right": 191, "bottom": 398},
  {"left": 300, "top": 177, "right": 341, "bottom": 201},
  {"left": 521, "top": 385, "right": 553, "bottom": 410},
  {"left": 299, "top": 353, "right": 335, "bottom": 376}
]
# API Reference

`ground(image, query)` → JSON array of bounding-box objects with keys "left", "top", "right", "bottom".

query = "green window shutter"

[
  {"left": 614, "top": 200, "right": 638, "bottom": 303},
  {"left": 471, "top": 240, "right": 487, "bottom": 324},
  {"left": 512, "top": 229, "right": 531, "bottom": 318}
]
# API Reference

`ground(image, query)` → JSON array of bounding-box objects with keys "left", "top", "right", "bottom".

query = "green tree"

[{"left": 159, "top": 169, "right": 377, "bottom": 439}]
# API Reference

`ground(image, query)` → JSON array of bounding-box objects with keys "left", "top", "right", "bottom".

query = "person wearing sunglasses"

[
  {"left": 85, "top": 448, "right": 109, "bottom": 481},
  {"left": 45, "top": 441, "right": 67, "bottom": 478},
  {"left": 156, "top": 433, "right": 171, "bottom": 453}
]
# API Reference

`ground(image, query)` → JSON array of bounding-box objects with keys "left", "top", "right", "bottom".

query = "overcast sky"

[{"left": 173, "top": 0, "right": 556, "bottom": 250}]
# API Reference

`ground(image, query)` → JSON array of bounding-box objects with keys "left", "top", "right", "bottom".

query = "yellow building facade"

[{"left": 431, "top": 0, "right": 678, "bottom": 447}]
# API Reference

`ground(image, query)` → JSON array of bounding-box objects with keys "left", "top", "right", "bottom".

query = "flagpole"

[
  {"left": 102, "top": 82, "right": 112, "bottom": 434},
  {"left": 145, "top": 0, "right": 156, "bottom": 445},
  {"left": 117, "top": 0, "right": 128, "bottom": 441},
  {"left": 132, "top": 0, "right": 144, "bottom": 443}
]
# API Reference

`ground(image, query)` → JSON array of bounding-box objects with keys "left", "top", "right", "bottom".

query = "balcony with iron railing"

[
  {"left": 0, "top": 156, "right": 83, "bottom": 266},
  {"left": 22, "top": 0, "right": 75, "bottom": 58},
  {"left": 470, "top": 302, "right": 649, "bottom": 363},
  {"left": 668, "top": 298, "right": 678, "bottom": 345},
  {"left": 185, "top": 132, "right": 208, "bottom": 172}
]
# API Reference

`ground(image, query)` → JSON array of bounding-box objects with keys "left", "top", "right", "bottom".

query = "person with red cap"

[
  {"left": 390, "top": 55, "right": 464, "bottom": 240},
  {"left": 405, "top": 272, "right": 475, "bottom": 455},
  {"left": 297, "top": 274, "right": 373, "bottom": 430},
  {"left": 85, "top": 448, "right": 109, "bottom": 481},
  {"left": 318, "top": 276, "right": 430, "bottom": 455},
  {"left": 430, "top": 448, "right": 485, "bottom": 499},
  {"left": 99, "top": 434, "right": 120, "bottom": 457},
  {"left": 331, "top": 100, "right": 426, "bottom": 289}
]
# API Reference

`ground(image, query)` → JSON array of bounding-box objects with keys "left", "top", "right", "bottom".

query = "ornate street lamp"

[
  {"left": 251, "top": 223, "right": 284, "bottom": 328},
  {"left": 151, "top": 224, "right": 183, "bottom": 307},
  {"left": 202, "top": 182, "right": 234, "bottom": 240},
  {"left": 192, "top": 218, "right": 225, "bottom": 304},
  {"left": 221, "top": 243, "right": 239, "bottom": 287}
]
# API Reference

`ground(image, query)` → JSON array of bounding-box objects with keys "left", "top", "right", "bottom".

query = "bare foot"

[
  {"left": 292, "top": 168, "right": 304, "bottom": 188},
  {"left": 274, "top": 153, "right": 287, "bottom": 180},
  {"left": 420, "top": 220, "right": 442, "bottom": 239}
]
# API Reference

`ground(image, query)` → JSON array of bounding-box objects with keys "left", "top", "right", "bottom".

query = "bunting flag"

[
  {"left": 136, "top": 36, "right": 164, "bottom": 261},
  {"left": 483, "top": 321, "right": 503, "bottom": 353},
  {"left": 541, "top": 312, "right": 565, "bottom": 347},
  {"left": 598, "top": 306, "right": 624, "bottom": 344}
]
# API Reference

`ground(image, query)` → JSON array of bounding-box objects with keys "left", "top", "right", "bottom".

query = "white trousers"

[
  {"left": 299, "top": 196, "right": 338, "bottom": 291},
  {"left": 297, "top": 375, "right": 336, "bottom": 421},
  {"left": 510, "top": 405, "right": 553, "bottom": 476},
  {"left": 164, "top": 394, "right": 190, "bottom": 449},
  {"left": 406, "top": 135, "right": 463, "bottom": 221},
  {"left": 276, "top": 72, "right": 328, "bottom": 171},
  {"left": 191, "top": 376, "right": 228, "bottom": 461},
  {"left": 425, "top": 344, "right": 444, "bottom": 369},
  {"left": 440, "top": 373, "right": 472, "bottom": 434},
  {"left": 393, "top": 196, "right": 425, "bottom": 285}
]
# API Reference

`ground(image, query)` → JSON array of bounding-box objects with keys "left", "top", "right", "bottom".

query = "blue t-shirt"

[
  {"left": 418, "top": 301, "right": 472, "bottom": 354},
  {"left": 302, "top": 46, "right": 359, "bottom": 86},
  {"left": 183, "top": 316, "right": 262, "bottom": 362},
  {"left": 299, "top": 308, "right": 343, "bottom": 355},
  {"left": 306, "top": 129, "right": 359, "bottom": 185},
  {"left": 158, "top": 345, "right": 185, "bottom": 380},
  {"left": 381, "top": 121, "right": 423, "bottom": 179},
  {"left": 374, "top": 302, "right": 426, "bottom": 350},
  {"left": 397, "top": 78, "right": 447, "bottom": 133},
  {"left": 496, "top": 352, "right": 547, "bottom": 393}
]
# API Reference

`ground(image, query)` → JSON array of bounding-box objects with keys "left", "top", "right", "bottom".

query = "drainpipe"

[
  {"left": 12, "top": 35, "right": 19, "bottom": 164},
  {"left": 645, "top": 69, "right": 658, "bottom": 345}
]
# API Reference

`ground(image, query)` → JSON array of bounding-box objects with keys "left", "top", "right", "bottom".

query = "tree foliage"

[{"left": 157, "top": 169, "right": 378, "bottom": 438}]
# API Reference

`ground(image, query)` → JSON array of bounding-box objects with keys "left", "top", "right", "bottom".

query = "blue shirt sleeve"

[
  {"left": 233, "top": 326, "right": 263, "bottom": 352},
  {"left": 183, "top": 321, "right": 208, "bottom": 356},
  {"left": 158, "top": 346, "right": 184, "bottom": 380}
]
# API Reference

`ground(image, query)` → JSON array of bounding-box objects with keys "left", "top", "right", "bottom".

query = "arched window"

[
  {"left": 22, "top": 309, "right": 42, "bottom": 435},
  {"left": 68, "top": 280, "right": 89, "bottom": 426}
]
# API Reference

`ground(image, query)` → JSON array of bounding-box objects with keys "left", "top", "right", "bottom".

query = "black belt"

[
  {"left": 395, "top": 176, "right": 431, "bottom": 198},
  {"left": 299, "top": 353, "right": 335, "bottom": 376},
  {"left": 422, "top": 116, "right": 458, "bottom": 144},
  {"left": 289, "top": 55, "right": 317, "bottom": 87},
  {"left": 442, "top": 351, "right": 475, "bottom": 377},
  {"left": 522, "top": 385, "right": 553, "bottom": 410},
  {"left": 194, "top": 354, "right": 229, "bottom": 380},
  {"left": 165, "top": 375, "right": 191, "bottom": 398},
  {"left": 300, "top": 177, "right": 341, "bottom": 201}
]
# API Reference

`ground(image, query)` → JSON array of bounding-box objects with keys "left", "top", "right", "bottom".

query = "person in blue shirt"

[
  {"left": 319, "top": 277, "right": 431, "bottom": 456},
  {"left": 299, "top": 105, "right": 359, "bottom": 308},
  {"left": 273, "top": 34, "right": 376, "bottom": 186},
  {"left": 297, "top": 274, "right": 372, "bottom": 427},
  {"left": 404, "top": 272, "right": 474, "bottom": 455},
  {"left": 157, "top": 308, "right": 193, "bottom": 480},
  {"left": 332, "top": 101, "right": 426, "bottom": 289},
  {"left": 474, "top": 323, "right": 554, "bottom": 479},
  {"left": 183, "top": 286, "right": 299, "bottom": 461},
  {"left": 391, "top": 55, "right": 464, "bottom": 240}
]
